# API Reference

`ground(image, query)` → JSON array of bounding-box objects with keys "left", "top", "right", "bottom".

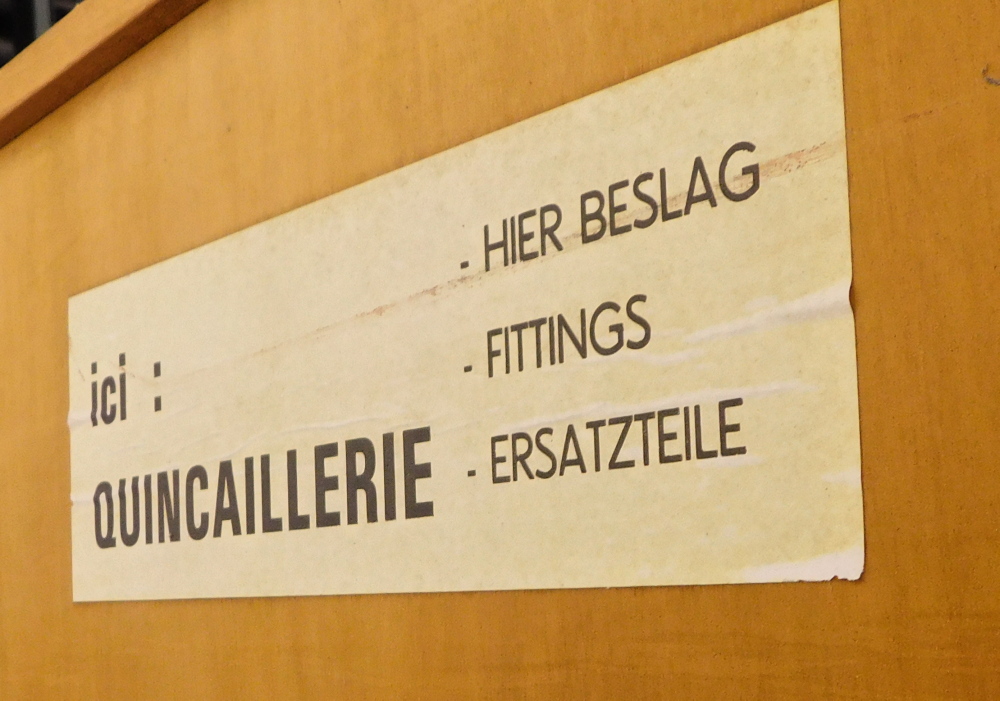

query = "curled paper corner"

[{"left": 740, "top": 545, "right": 864, "bottom": 583}]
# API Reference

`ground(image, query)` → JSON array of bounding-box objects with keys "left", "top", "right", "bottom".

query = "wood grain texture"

[
  {"left": 0, "top": 0, "right": 208, "bottom": 150},
  {"left": 0, "top": 0, "right": 998, "bottom": 697}
]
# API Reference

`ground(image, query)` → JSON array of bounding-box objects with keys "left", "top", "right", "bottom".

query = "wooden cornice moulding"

[{"left": 0, "top": 0, "right": 209, "bottom": 150}]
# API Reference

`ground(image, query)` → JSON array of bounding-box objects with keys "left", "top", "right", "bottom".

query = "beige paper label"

[{"left": 69, "top": 2, "right": 862, "bottom": 601}]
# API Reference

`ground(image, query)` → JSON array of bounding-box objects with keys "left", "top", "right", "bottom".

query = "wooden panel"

[
  {"left": 0, "top": 0, "right": 997, "bottom": 697},
  {"left": 0, "top": 0, "right": 208, "bottom": 150}
]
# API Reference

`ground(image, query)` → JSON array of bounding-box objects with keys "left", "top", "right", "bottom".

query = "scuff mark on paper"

[
  {"left": 740, "top": 545, "right": 863, "bottom": 582},
  {"left": 685, "top": 279, "right": 851, "bottom": 344}
]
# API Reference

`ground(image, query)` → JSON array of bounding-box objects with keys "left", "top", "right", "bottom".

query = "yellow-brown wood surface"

[
  {"left": 0, "top": 0, "right": 208, "bottom": 150},
  {"left": 0, "top": 0, "right": 998, "bottom": 697}
]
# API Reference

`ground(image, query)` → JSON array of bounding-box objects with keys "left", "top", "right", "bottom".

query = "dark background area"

[{"left": 0, "top": 0, "right": 84, "bottom": 66}]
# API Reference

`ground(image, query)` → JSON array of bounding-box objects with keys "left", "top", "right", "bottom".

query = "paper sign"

[{"left": 69, "top": 2, "right": 862, "bottom": 601}]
